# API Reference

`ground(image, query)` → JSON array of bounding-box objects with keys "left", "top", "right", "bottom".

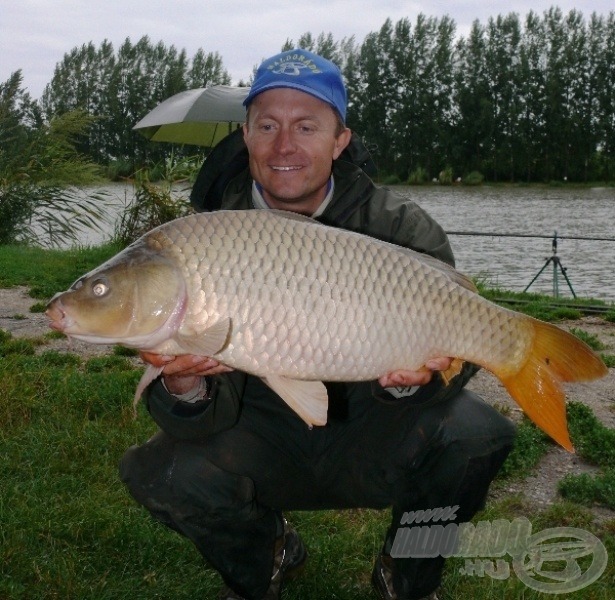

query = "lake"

[
  {"left": 70, "top": 183, "right": 615, "bottom": 302},
  {"left": 399, "top": 185, "right": 615, "bottom": 302}
]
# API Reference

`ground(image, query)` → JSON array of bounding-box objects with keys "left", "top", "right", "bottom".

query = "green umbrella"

[{"left": 133, "top": 85, "right": 250, "bottom": 147}]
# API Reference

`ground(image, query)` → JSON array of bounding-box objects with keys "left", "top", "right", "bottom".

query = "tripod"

[{"left": 524, "top": 231, "right": 576, "bottom": 298}]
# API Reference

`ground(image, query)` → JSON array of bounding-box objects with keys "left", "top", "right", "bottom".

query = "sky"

[{"left": 2, "top": 1, "right": 612, "bottom": 100}]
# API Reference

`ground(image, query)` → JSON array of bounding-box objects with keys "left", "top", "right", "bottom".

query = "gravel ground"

[{"left": 2, "top": 285, "right": 614, "bottom": 521}]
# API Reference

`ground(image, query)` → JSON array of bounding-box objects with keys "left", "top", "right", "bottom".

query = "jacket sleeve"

[{"left": 144, "top": 373, "right": 245, "bottom": 441}]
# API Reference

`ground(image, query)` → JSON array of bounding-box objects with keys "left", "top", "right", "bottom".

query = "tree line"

[{"left": 2, "top": 6, "right": 615, "bottom": 183}]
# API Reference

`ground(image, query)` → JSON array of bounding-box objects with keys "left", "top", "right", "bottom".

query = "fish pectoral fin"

[
  {"left": 133, "top": 364, "right": 164, "bottom": 415},
  {"left": 264, "top": 375, "right": 329, "bottom": 427},
  {"left": 176, "top": 317, "right": 231, "bottom": 357}
]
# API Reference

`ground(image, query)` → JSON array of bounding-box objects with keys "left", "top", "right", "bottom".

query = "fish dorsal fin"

[
  {"left": 264, "top": 375, "right": 329, "bottom": 426},
  {"left": 411, "top": 251, "right": 477, "bottom": 292},
  {"left": 176, "top": 317, "right": 232, "bottom": 357}
]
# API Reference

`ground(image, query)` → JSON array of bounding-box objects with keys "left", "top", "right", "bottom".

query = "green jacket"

[{"left": 145, "top": 143, "right": 475, "bottom": 441}]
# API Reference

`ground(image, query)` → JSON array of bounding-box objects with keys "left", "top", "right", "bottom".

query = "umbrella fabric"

[{"left": 133, "top": 85, "right": 250, "bottom": 147}]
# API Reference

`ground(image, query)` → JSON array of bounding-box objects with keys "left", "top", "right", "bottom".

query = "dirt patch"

[
  {"left": 0, "top": 286, "right": 113, "bottom": 358},
  {"left": 2, "top": 287, "right": 614, "bottom": 521}
]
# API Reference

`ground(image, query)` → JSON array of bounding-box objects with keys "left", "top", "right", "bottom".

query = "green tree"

[
  {"left": 485, "top": 14, "right": 522, "bottom": 181},
  {"left": 0, "top": 71, "right": 43, "bottom": 182},
  {"left": 454, "top": 20, "right": 491, "bottom": 177},
  {"left": 354, "top": 19, "right": 397, "bottom": 173},
  {"left": 593, "top": 12, "right": 615, "bottom": 180},
  {"left": 42, "top": 38, "right": 231, "bottom": 167},
  {"left": 188, "top": 50, "right": 231, "bottom": 88},
  {"left": 517, "top": 11, "right": 547, "bottom": 182},
  {"left": 389, "top": 15, "right": 456, "bottom": 178}
]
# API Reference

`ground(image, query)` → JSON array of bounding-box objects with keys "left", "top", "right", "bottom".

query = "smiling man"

[
  {"left": 243, "top": 87, "right": 350, "bottom": 214},
  {"left": 120, "top": 49, "right": 516, "bottom": 600}
]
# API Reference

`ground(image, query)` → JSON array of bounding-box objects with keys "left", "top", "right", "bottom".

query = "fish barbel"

[{"left": 46, "top": 210, "right": 607, "bottom": 451}]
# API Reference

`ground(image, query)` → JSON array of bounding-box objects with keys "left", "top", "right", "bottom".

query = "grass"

[
  {"left": 557, "top": 402, "right": 615, "bottom": 510},
  {"left": 0, "top": 243, "right": 121, "bottom": 299},
  {"left": 0, "top": 247, "right": 614, "bottom": 599},
  {"left": 477, "top": 283, "right": 615, "bottom": 322}
]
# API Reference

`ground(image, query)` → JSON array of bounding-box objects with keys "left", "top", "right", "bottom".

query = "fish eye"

[{"left": 91, "top": 279, "right": 109, "bottom": 297}]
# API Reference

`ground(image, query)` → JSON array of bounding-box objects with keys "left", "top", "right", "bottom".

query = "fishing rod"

[
  {"left": 490, "top": 297, "right": 613, "bottom": 316},
  {"left": 446, "top": 230, "right": 615, "bottom": 300},
  {"left": 446, "top": 231, "right": 615, "bottom": 242}
]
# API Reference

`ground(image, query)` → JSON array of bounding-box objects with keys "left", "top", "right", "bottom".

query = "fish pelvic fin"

[
  {"left": 496, "top": 319, "right": 608, "bottom": 453},
  {"left": 133, "top": 364, "right": 164, "bottom": 416},
  {"left": 264, "top": 375, "right": 329, "bottom": 427}
]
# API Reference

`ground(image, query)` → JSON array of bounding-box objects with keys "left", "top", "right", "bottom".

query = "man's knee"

[
  {"left": 119, "top": 432, "right": 260, "bottom": 523},
  {"left": 435, "top": 388, "right": 516, "bottom": 449}
]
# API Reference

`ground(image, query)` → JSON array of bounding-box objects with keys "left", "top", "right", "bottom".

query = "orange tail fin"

[{"left": 496, "top": 319, "right": 608, "bottom": 452}]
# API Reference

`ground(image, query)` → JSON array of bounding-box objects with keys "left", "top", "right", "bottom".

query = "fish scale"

[{"left": 46, "top": 209, "right": 608, "bottom": 450}]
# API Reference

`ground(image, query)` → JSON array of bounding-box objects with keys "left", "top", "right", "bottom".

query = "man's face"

[{"left": 243, "top": 88, "right": 351, "bottom": 215}]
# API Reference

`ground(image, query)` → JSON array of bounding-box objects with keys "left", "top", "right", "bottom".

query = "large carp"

[{"left": 46, "top": 210, "right": 607, "bottom": 451}]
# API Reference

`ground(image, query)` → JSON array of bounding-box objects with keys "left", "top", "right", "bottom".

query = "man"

[{"left": 120, "top": 49, "right": 516, "bottom": 600}]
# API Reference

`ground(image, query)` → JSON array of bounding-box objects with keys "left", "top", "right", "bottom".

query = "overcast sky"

[{"left": 2, "top": 1, "right": 612, "bottom": 99}]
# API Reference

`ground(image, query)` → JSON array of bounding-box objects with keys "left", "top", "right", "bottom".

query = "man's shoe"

[
  {"left": 218, "top": 520, "right": 307, "bottom": 600},
  {"left": 371, "top": 553, "right": 439, "bottom": 600}
]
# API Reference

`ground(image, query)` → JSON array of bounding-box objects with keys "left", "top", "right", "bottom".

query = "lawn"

[{"left": 1, "top": 244, "right": 614, "bottom": 599}]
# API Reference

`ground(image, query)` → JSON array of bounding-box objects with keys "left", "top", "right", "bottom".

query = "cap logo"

[
  {"left": 272, "top": 61, "right": 308, "bottom": 76},
  {"left": 244, "top": 49, "right": 346, "bottom": 122},
  {"left": 267, "top": 53, "right": 322, "bottom": 77}
]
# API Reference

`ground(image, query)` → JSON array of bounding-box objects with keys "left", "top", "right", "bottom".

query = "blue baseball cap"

[{"left": 243, "top": 49, "right": 347, "bottom": 122}]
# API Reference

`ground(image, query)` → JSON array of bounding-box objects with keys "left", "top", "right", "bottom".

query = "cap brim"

[{"left": 244, "top": 83, "right": 343, "bottom": 119}]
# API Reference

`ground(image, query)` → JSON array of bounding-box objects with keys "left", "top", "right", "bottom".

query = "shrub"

[
  {"left": 463, "top": 171, "right": 484, "bottom": 186},
  {"left": 407, "top": 166, "right": 429, "bottom": 185},
  {"left": 113, "top": 182, "right": 192, "bottom": 246},
  {"left": 0, "top": 183, "right": 107, "bottom": 247},
  {"left": 381, "top": 174, "right": 401, "bottom": 185},
  {"left": 105, "top": 159, "right": 134, "bottom": 181},
  {"left": 438, "top": 167, "right": 453, "bottom": 185}
]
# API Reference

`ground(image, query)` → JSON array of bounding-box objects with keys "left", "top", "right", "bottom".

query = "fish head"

[{"left": 46, "top": 242, "right": 187, "bottom": 348}]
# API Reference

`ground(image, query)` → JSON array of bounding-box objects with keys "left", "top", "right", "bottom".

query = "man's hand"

[
  {"left": 140, "top": 352, "right": 233, "bottom": 396},
  {"left": 378, "top": 357, "right": 453, "bottom": 388},
  {"left": 140, "top": 353, "right": 452, "bottom": 394}
]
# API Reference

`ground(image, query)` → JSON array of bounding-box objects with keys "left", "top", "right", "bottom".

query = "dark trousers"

[{"left": 120, "top": 377, "right": 515, "bottom": 599}]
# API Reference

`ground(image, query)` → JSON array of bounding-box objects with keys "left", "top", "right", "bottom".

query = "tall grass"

[{"left": 0, "top": 183, "right": 111, "bottom": 248}]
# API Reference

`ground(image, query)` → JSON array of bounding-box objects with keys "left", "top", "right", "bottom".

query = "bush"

[
  {"left": 114, "top": 182, "right": 192, "bottom": 246},
  {"left": 0, "top": 183, "right": 108, "bottom": 247},
  {"left": 105, "top": 159, "right": 134, "bottom": 181},
  {"left": 0, "top": 184, "right": 34, "bottom": 244},
  {"left": 438, "top": 167, "right": 453, "bottom": 185},
  {"left": 407, "top": 166, "right": 429, "bottom": 185},
  {"left": 463, "top": 171, "right": 484, "bottom": 185},
  {"left": 381, "top": 174, "right": 401, "bottom": 185}
]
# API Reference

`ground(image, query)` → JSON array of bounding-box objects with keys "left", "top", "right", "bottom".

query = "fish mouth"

[{"left": 45, "top": 299, "right": 73, "bottom": 333}]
